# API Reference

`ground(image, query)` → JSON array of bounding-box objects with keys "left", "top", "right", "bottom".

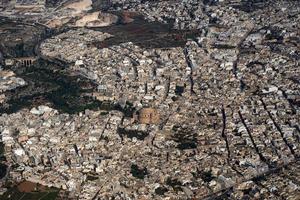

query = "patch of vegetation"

[
  {"left": 118, "top": 128, "right": 149, "bottom": 140},
  {"left": 0, "top": 187, "right": 59, "bottom": 200},
  {"left": 130, "top": 164, "right": 148, "bottom": 179},
  {"left": 166, "top": 177, "right": 182, "bottom": 192},
  {"left": 155, "top": 186, "right": 168, "bottom": 195}
]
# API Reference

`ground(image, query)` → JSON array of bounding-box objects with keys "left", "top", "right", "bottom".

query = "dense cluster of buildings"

[
  {"left": 0, "top": 0, "right": 299, "bottom": 199},
  {"left": 0, "top": 70, "right": 26, "bottom": 104}
]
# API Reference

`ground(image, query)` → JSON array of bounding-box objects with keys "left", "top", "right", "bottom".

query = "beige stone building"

[{"left": 134, "top": 108, "right": 160, "bottom": 124}]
